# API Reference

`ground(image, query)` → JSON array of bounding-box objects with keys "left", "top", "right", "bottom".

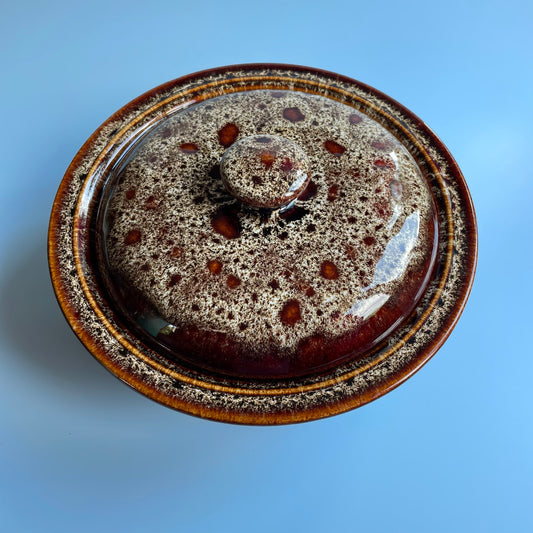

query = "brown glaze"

[
  {"left": 207, "top": 259, "right": 222, "bottom": 274},
  {"left": 220, "top": 134, "right": 311, "bottom": 209},
  {"left": 324, "top": 140, "right": 346, "bottom": 155},
  {"left": 327, "top": 184, "right": 339, "bottom": 202},
  {"left": 283, "top": 107, "right": 305, "bottom": 122},
  {"left": 210, "top": 206, "right": 241, "bottom": 239},
  {"left": 226, "top": 274, "right": 241, "bottom": 288},
  {"left": 260, "top": 151, "right": 275, "bottom": 168},
  {"left": 170, "top": 246, "right": 183, "bottom": 258},
  {"left": 320, "top": 261, "right": 339, "bottom": 280},
  {"left": 102, "top": 89, "right": 437, "bottom": 380},
  {"left": 218, "top": 123, "right": 239, "bottom": 147},
  {"left": 280, "top": 300, "right": 302, "bottom": 326},
  {"left": 49, "top": 64, "right": 477, "bottom": 425},
  {"left": 180, "top": 142, "right": 199, "bottom": 153},
  {"left": 124, "top": 229, "right": 141, "bottom": 245}
]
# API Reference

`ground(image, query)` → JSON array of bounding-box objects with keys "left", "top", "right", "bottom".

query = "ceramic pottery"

[{"left": 48, "top": 64, "right": 477, "bottom": 424}]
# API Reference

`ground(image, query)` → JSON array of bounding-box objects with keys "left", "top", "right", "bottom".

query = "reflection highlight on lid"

[
  {"left": 345, "top": 293, "right": 390, "bottom": 320},
  {"left": 365, "top": 211, "right": 420, "bottom": 291}
]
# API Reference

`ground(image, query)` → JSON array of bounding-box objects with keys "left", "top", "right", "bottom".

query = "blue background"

[{"left": 1, "top": 1, "right": 532, "bottom": 531}]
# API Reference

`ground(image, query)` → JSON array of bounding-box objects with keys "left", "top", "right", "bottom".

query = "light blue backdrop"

[{"left": 1, "top": 1, "right": 532, "bottom": 531}]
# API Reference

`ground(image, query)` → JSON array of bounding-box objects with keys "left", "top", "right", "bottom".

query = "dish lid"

[{"left": 49, "top": 64, "right": 477, "bottom": 424}]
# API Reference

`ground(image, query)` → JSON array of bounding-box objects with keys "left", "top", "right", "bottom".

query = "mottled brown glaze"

[
  {"left": 101, "top": 89, "right": 436, "bottom": 379},
  {"left": 48, "top": 64, "right": 477, "bottom": 424},
  {"left": 220, "top": 134, "right": 311, "bottom": 208}
]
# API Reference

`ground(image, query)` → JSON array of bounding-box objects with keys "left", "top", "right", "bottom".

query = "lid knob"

[{"left": 220, "top": 135, "right": 311, "bottom": 209}]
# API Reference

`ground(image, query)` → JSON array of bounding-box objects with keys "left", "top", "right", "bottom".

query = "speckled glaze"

[
  {"left": 221, "top": 134, "right": 311, "bottom": 208},
  {"left": 49, "top": 64, "right": 477, "bottom": 424},
  {"left": 101, "top": 89, "right": 436, "bottom": 379}
]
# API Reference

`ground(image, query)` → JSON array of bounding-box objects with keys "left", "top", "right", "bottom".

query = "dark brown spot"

[
  {"left": 320, "top": 260, "right": 339, "bottom": 280},
  {"left": 180, "top": 142, "right": 199, "bottom": 153},
  {"left": 191, "top": 304, "right": 200, "bottom": 311},
  {"left": 218, "top": 123, "right": 239, "bottom": 147},
  {"left": 239, "top": 323, "right": 248, "bottom": 331},
  {"left": 124, "top": 229, "right": 141, "bottom": 245},
  {"left": 125, "top": 188, "right": 136, "bottom": 200},
  {"left": 283, "top": 107, "right": 305, "bottom": 123},
  {"left": 168, "top": 274, "right": 181, "bottom": 287},
  {"left": 280, "top": 299, "right": 302, "bottom": 326},
  {"left": 324, "top": 140, "right": 346, "bottom": 155},
  {"left": 299, "top": 180, "right": 318, "bottom": 201},
  {"left": 306, "top": 223, "right": 316, "bottom": 232},
  {"left": 371, "top": 141, "right": 388, "bottom": 150},
  {"left": 260, "top": 151, "right": 275, "bottom": 169},
  {"left": 349, "top": 114, "right": 362, "bottom": 124},
  {"left": 252, "top": 176, "right": 263, "bottom": 185},
  {"left": 211, "top": 206, "right": 241, "bottom": 239},
  {"left": 268, "top": 279, "right": 280, "bottom": 290},
  {"left": 278, "top": 231, "right": 289, "bottom": 240},
  {"left": 327, "top": 184, "right": 339, "bottom": 202},
  {"left": 170, "top": 247, "right": 183, "bottom": 258},
  {"left": 144, "top": 195, "right": 158, "bottom": 209},
  {"left": 207, "top": 260, "right": 222, "bottom": 274},
  {"left": 363, "top": 236, "right": 376, "bottom": 246},
  {"left": 140, "top": 263, "right": 150, "bottom": 272},
  {"left": 226, "top": 275, "right": 241, "bottom": 288},
  {"left": 348, "top": 216, "right": 356, "bottom": 223},
  {"left": 305, "top": 287, "right": 316, "bottom": 297},
  {"left": 280, "top": 157, "right": 294, "bottom": 172},
  {"left": 374, "top": 158, "right": 395, "bottom": 170}
]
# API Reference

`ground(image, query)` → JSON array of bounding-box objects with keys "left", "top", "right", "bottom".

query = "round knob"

[{"left": 220, "top": 135, "right": 311, "bottom": 209}]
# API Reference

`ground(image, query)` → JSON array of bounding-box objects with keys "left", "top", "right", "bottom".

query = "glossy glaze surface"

[
  {"left": 101, "top": 89, "right": 437, "bottom": 378},
  {"left": 221, "top": 134, "right": 311, "bottom": 208},
  {"left": 49, "top": 64, "right": 477, "bottom": 424}
]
